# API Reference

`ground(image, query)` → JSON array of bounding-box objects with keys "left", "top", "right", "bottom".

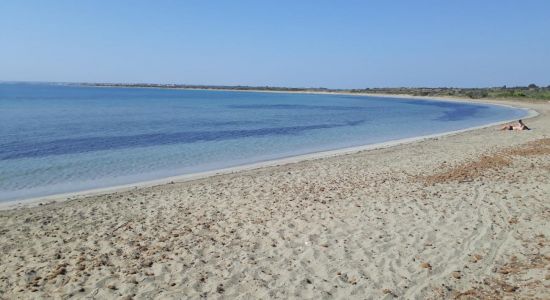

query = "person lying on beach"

[{"left": 500, "top": 119, "right": 530, "bottom": 131}]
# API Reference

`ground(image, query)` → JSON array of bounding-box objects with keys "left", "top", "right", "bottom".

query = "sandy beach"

[{"left": 0, "top": 97, "right": 549, "bottom": 299}]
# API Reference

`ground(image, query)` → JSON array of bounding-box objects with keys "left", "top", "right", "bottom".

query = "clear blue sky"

[{"left": 1, "top": 1, "right": 549, "bottom": 88}]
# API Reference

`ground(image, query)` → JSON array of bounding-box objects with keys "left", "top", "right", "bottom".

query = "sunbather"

[{"left": 500, "top": 119, "right": 530, "bottom": 131}]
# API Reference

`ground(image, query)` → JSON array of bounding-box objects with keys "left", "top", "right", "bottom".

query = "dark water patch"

[
  {"left": 391, "top": 99, "right": 490, "bottom": 121},
  {"left": 435, "top": 106, "right": 485, "bottom": 121},
  {"left": 0, "top": 120, "right": 365, "bottom": 160},
  {"left": 229, "top": 101, "right": 489, "bottom": 121},
  {"left": 228, "top": 104, "right": 368, "bottom": 111}
]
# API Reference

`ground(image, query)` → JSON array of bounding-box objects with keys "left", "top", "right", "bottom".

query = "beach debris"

[
  {"left": 47, "top": 264, "right": 67, "bottom": 280},
  {"left": 497, "top": 266, "right": 520, "bottom": 275},
  {"left": 419, "top": 138, "right": 550, "bottom": 184},
  {"left": 140, "top": 259, "right": 153, "bottom": 268},
  {"left": 470, "top": 254, "right": 483, "bottom": 263},
  {"left": 420, "top": 262, "right": 432, "bottom": 270},
  {"left": 420, "top": 154, "right": 511, "bottom": 184},
  {"left": 502, "top": 283, "right": 518, "bottom": 293},
  {"left": 382, "top": 288, "right": 397, "bottom": 297},
  {"left": 112, "top": 221, "right": 132, "bottom": 234}
]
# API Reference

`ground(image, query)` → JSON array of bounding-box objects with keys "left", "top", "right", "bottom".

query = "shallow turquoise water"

[{"left": 0, "top": 83, "right": 527, "bottom": 201}]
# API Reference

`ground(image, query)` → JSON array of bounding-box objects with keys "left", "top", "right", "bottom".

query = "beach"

[{"left": 0, "top": 97, "right": 549, "bottom": 299}]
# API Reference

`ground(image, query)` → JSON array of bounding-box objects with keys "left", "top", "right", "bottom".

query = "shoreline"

[
  {"left": 75, "top": 82, "right": 550, "bottom": 102},
  {"left": 0, "top": 95, "right": 537, "bottom": 211},
  {"left": 79, "top": 82, "right": 547, "bottom": 103}
]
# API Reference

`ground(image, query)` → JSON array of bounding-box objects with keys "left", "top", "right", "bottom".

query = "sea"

[{"left": 0, "top": 83, "right": 528, "bottom": 202}]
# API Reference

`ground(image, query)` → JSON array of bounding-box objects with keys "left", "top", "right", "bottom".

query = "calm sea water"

[{"left": 0, "top": 83, "right": 527, "bottom": 201}]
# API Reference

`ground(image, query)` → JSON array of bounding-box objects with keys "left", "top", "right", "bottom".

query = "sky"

[{"left": 1, "top": 1, "right": 549, "bottom": 88}]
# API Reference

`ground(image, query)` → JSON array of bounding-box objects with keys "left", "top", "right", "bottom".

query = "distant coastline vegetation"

[{"left": 82, "top": 83, "right": 550, "bottom": 101}]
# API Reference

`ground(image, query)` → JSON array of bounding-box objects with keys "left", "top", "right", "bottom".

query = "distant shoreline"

[{"left": 79, "top": 82, "right": 550, "bottom": 101}]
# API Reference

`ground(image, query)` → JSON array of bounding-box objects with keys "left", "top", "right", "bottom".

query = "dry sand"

[{"left": 0, "top": 98, "right": 549, "bottom": 299}]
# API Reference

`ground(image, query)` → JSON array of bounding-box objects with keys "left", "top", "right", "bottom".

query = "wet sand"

[{"left": 0, "top": 98, "right": 549, "bottom": 299}]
